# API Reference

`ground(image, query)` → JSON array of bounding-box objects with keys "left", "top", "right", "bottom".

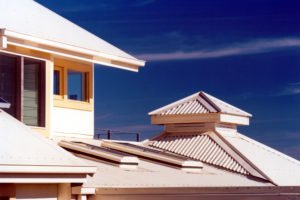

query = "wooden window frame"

[
  {"left": 53, "top": 59, "right": 93, "bottom": 111},
  {"left": 53, "top": 66, "right": 64, "bottom": 99}
]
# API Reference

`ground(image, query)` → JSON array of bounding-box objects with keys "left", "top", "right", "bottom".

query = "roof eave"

[
  {"left": 0, "top": 165, "right": 97, "bottom": 174},
  {"left": 1, "top": 28, "right": 145, "bottom": 72},
  {"left": 151, "top": 113, "right": 250, "bottom": 126}
]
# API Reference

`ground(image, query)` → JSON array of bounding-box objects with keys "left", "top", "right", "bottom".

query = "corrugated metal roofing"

[
  {"left": 222, "top": 132, "right": 300, "bottom": 186},
  {"left": 149, "top": 91, "right": 252, "bottom": 117},
  {"left": 81, "top": 157, "right": 272, "bottom": 188},
  {"left": 160, "top": 98, "right": 210, "bottom": 115},
  {"left": 0, "top": 109, "right": 92, "bottom": 169},
  {"left": 150, "top": 133, "right": 248, "bottom": 175},
  {"left": 203, "top": 92, "right": 252, "bottom": 117}
]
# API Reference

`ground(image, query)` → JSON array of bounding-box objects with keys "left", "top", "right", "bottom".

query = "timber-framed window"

[
  {"left": 0, "top": 52, "right": 45, "bottom": 127},
  {"left": 53, "top": 59, "right": 92, "bottom": 111}
]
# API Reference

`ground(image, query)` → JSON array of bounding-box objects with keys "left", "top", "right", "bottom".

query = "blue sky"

[{"left": 37, "top": 0, "right": 300, "bottom": 159}]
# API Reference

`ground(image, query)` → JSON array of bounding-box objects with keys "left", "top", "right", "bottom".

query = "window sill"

[{"left": 54, "top": 97, "right": 93, "bottom": 111}]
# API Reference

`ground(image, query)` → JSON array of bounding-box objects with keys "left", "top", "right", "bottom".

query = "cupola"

[{"left": 149, "top": 91, "right": 252, "bottom": 127}]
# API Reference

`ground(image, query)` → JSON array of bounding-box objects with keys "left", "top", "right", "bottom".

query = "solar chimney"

[{"left": 0, "top": 97, "right": 11, "bottom": 109}]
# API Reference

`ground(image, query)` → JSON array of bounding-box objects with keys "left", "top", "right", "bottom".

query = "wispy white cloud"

[
  {"left": 136, "top": 38, "right": 300, "bottom": 61},
  {"left": 275, "top": 82, "right": 300, "bottom": 96}
]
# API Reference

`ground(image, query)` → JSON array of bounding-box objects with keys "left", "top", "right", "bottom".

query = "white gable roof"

[
  {"left": 149, "top": 91, "right": 251, "bottom": 117},
  {"left": 0, "top": 109, "right": 96, "bottom": 175},
  {"left": 0, "top": 0, "right": 145, "bottom": 71}
]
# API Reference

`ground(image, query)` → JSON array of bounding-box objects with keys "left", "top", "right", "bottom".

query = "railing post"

[{"left": 107, "top": 130, "right": 111, "bottom": 140}]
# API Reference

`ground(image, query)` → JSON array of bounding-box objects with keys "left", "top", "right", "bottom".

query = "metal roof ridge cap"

[
  {"left": 199, "top": 91, "right": 221, "bottom": 112},
  {"left": 148, "top": 92, "right": 201, "bottom": 115},
  {"left": 214, "top": 130, "right": 277, "bottom": 185},
  {"left": 3, "top": 29, "right": 146, "bottom": 67}
]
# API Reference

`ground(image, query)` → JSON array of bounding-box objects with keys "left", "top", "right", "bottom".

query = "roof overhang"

[
  {"left": 0, "top": 29, "right": 145, "bottom": 72},
  {"left": 0, "top": 173, "right": 88, "bottom": 183},
  {"left": 0, "top": 165, "right": 96, "bottom": 174},
  {"left": 151, "top": 113, "right": 250, "bottom": 126},
  {"left": 0, "top": 164, "right": 97, "bottom": 184}
]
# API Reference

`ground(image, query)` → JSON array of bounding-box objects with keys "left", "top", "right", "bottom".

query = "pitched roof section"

[
  {"left": 202, "top": 92, "right": 252, "bottom": 117},
  {"left": 149, "top": 91, "right": 251, "bottom": 117},
  {"left": 82, "top": 158, "right": 273, "bottom": 189},
  {"left": 0, "top": 0, "right": 145, "bottom": 71},
  {"left": 150, "top": 132, "right": 249, "bottom": 175},
  {"left": 222, "top": 132, "right": 300, "bottom": 186},
  {"left": 0, "top": 109, "right": 96, "bottom": 176}
]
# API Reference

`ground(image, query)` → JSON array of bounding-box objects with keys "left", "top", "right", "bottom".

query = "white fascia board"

[
  {"left": 220, "top": 114, "right": 250, "bottom": 126},
  {"left": 2, "top": 29, "right": 145, "bottom": 70},
  {"left": 0, "top": 165, "right": 97, "bottom": 174},
  {"left": 0, "top": 35, "right": 7, "bottom": 49},
  {"left": 0, "top": 174, "right": 87, "bottom": 183}
]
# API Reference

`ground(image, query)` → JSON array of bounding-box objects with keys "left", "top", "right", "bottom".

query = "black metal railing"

[{"left": 95, "top": 129, "right": 141, "bottom": 142}]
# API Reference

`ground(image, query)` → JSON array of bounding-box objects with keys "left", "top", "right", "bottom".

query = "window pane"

[
  {"left": 68, "top": 70, "right": 86, "bottom": 101},
  {"left": 23, "top": 59, "right": 45, "bottom": 127},
  {"left": 53, "top": 70, "right": 60, "bottom": 95},
  {"left": 0, "top": 53, "right": 18, "bottom": 118}
]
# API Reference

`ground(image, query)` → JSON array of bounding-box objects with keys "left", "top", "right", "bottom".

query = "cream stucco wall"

[{"left": 52, "top": 107, "right": 94, "bottom": 138}]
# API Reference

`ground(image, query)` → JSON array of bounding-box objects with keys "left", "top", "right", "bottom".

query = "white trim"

[
  {"left": 220, "top": 114, "right": 249, "bottom": 126},
  {"left": 6, "top": 40, "right": 139, "bottom": 72},
  {"left": 0, "top": 165, "right": 97, "bottom": 174},
  {"left": 0, "top": 35, "right": 7, "bottom": 49},
  {"left": 2, "top": 29, "right": 145, "bottom": 68},
  {"left": 0, "top": 174, "right": 87, "bottom": 183}
]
